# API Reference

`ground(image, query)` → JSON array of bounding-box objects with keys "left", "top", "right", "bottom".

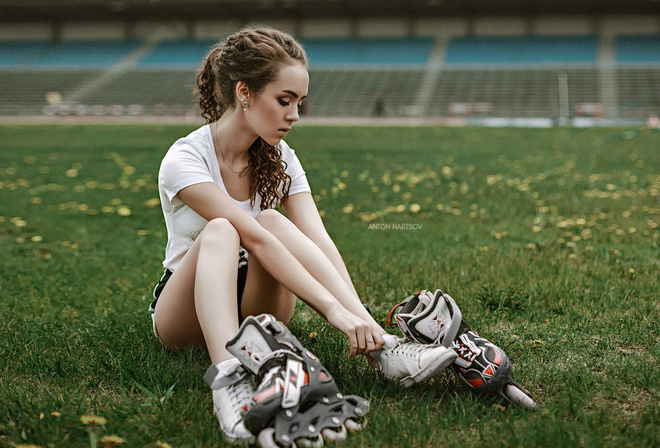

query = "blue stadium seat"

[
  {"left": 0, "top": 40, "right": 141, "bottom": 68},
  {"left": 0, "top": 41, "right": 52, "bottom": 67},
  {"left": 445, "top": 36, "right": 598, "bottom": 65},
  {"left": 38, "top": 40, "right": 140, "bottom": 68},
  {"left": 616, "top": 35, "right": 660, "bottom": 64},
  {"left": 137, "top": 40, "right": 217, "bottom": 67}
]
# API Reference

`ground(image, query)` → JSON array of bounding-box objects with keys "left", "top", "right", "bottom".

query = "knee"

[
  {"left": 200, "top": 218, "right": 240, "bottom": 247},
  {"left": 255, "top": 209, "right": 289, "bottom": 231}
]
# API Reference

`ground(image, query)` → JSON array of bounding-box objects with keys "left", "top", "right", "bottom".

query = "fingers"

[
  {"left": 357, "top": 333, "right": 372, "bottom": 357},
  {"left": 328, "top": 309, "right": 387, "bottom": 358},
  {"left": 355, "top": 327, "right": 386, "bottom": 357},
  {"left": 348, "top": 328, "right": 369, "bottom": 358},
  {"left": 348, "top": 332, "right": 358, "bottom": 358},
  {"left": 372, "top": 332, "right": 385, "bottom": 350},
  {"left": 347, "top": 320, "right": 375, "bottom": 358}
]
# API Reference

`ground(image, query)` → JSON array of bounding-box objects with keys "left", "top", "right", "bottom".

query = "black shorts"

[{"left": 150, "top": 263, "right": 248, "bottom": 324}]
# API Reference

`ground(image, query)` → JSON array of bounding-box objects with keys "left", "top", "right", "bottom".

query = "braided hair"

[{"left": 195, "top": 26, "right": 309, "bottom": 210}]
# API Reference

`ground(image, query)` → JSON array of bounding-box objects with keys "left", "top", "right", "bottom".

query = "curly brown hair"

[{"left": 195, "top": 26, "right": 308, "bottom": 210}]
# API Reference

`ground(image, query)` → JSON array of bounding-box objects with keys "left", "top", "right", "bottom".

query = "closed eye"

[{"left": 279, "top": 98, "right": 290, "bottom": 106}]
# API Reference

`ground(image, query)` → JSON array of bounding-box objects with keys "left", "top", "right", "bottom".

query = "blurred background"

[{"left": 0, "top": 0, "right": 659, "bottom": 126}]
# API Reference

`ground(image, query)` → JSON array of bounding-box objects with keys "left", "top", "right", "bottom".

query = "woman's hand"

[{"left": 325, "top": 307, "right": 386, "bottom": 358}]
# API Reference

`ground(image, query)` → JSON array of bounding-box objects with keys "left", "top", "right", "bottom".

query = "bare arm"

[
  {"left": 285, "top": 193, "right": 359, "bottom": 296},
  {"left": 177, "top": 183, "right": 335, "bottom": 315},
  {"left": 283, "top": 192, "right": 377, "bottom": 325},
  {"left": 177, "top": 182, "right": 381, "bottom": 356}
]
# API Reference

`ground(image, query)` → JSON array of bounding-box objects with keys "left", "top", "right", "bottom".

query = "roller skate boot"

[
  {"left": 369, "top": 334, "right": 457, "bottom": 388},
  {"left": 204, "top": 358, "right": 256, "bottom": 444},
  {"left": 225, "top": 314, "right": 370, "bottom": 447},
  {"left": 388, "top": 289, "right": 537, "bottom": 410}
]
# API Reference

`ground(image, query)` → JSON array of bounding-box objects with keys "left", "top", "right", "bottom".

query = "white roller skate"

[
  {"left": 204, "top": 358, "right": 256, "bottom": 444},
  {"left": 369, "top": 334, "right": 457, "bottom": 388},
  {"left": 225, "top": 314, "right": 370, "bottom": 448},
  {"left": 387, "top": 289, "right": 538, "bottom": 411}
]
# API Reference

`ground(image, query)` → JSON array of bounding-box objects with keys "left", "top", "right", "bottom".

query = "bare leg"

[
  {"left": 240, "top": 254, "right": 297, "bottom": 323},
  {"left": 153, "top": 218, "right": 241, "bottom": 364},
  {"left": 254, "top": 209, "right": 377, "bottom": 326}
]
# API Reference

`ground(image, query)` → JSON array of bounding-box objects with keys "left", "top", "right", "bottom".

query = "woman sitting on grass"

[{"left": 150, "top": 26, "right": 454, "bottom": 443}]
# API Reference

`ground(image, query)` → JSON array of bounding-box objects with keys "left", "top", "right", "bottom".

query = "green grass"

[{"left": 0, "top": 124, "right": 658, "bottom": 448}]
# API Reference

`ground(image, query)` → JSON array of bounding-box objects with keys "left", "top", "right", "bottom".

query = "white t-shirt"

[{"left": 158, "top": 124, "right": 311, "bottom": 271}]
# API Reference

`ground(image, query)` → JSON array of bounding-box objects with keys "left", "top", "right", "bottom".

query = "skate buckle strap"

[
  {"left": 281, "top": 357, "right": 305, "bottom": 408},
  {"left": 437, "top": 292, "right": 463, "bottom": 348},
  {"left": 386, "top": 293, "right": 419, "bottom": 328},
  {"left": 205, "top": 363, "right": 248, "bottom": 389}
]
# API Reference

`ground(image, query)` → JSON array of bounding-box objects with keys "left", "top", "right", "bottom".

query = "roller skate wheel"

[
  {"left": 344, "top": 418, "right": 363, "bottom": 432},
  {"left": 295, "top": 434, "right": 323, "bottom": 448},
  {"left": 257, "top": 427, "right": 296, "bottom": 448},
  {"left": 321, "top": 425, "right": 347, "bottom": 442},
  {"left": 504, "top": 384, "right": 537, "bottom": 411}
]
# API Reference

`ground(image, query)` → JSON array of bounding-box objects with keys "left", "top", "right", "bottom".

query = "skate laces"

[
  {"left": 388, "top": 339, "right": 438, "bottom": 358},
  {"left": 210, "top": 362, "right": 254, "bottom": 416},
  {"left": 451, "top": 333, "right": 480, "bottom": 363},
  {"left": 229, "top": 376, "right": 254, "bottom": 408}
]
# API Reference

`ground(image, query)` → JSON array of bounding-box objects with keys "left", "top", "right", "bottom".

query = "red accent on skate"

[
  {"left": 252, "top": 383, "right": 281, "bottom": 403},
  {"left": 484, "top": 365, "right": 494, "bottom": 377},
  {"left": 387, "top": 302, "right": 406, "bottom": 327},
  {"left": 466, "top": 377, "right": 485, "bottom": 387},
  {"left": 319, "top": 371, "right": 329, "bottom": 381},
  {"left": 493, "top": 349, "right": 502, "bottom": 366}
]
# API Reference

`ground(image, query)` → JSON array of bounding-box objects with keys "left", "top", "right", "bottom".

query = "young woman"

[{"left": 150, "top": 26, "right": 455, "bottom": 443}]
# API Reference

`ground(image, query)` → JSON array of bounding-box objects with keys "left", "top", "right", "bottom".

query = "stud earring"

[{"left": 242, "top": 100, "right": 248, "bottom": 112}]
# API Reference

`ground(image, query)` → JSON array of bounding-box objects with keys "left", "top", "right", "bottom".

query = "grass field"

[{"left": 0, "top": 124, "right": 658, "bottom": 448}]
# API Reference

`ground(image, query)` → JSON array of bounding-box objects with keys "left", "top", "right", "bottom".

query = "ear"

[{"left": 235, "top": 81, "right": 250, "bottom": 104}]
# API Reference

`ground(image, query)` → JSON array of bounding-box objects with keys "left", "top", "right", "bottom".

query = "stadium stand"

[
  {"left": 426, "top": 68, "right": 600, "bottom": 118},
  {"left": 615, "top": 35, "right": 660, "bottom": 64},
  {"left": 0, "top": 40, "right": 141, "bottom": 68},
  {"left": 615, "top": 67, "right": 660, "bottom": 118},
  {"left": 303, "top": 37, "right": 434, "bottom": 67},
  {"left": 0, "top": 70, "right": 102, "bottom": 115},
  {"left": 0, "top": 32, "right": 658, "bottom": 121},
  {"left": 137, "top": 39, "right": 216, "bottom": 68},
  {"left": 306, "top": 69, "right": 426, "bottom": 116},
  {"left": 444, "top": 36, "right": 598, "bottom": 66},
  {"left": 0, "top": 41, "right": 52, "bottom": 66},
  {"left": 77, "top": 70, "right": 197, "bottom": 108}
]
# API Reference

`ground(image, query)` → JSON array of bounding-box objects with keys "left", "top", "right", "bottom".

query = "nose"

[{"left": 287, "top": 105, "right": 300, "bottom": 123}]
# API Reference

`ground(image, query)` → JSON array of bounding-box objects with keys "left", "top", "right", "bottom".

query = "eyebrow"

[{"left": 282, "top": 90, "right": 307, "bottom": 100}]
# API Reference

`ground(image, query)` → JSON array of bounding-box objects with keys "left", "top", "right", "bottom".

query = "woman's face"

[{"left": 246, "top": 62, "right": 309, "bottom": 146}]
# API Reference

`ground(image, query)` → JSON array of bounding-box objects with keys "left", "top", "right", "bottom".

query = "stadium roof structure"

[{"left": 2, "top": 0, "right": 660, "bottom": 23}]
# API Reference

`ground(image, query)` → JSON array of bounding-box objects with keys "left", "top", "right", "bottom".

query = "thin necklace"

[{"left": 213, "top": 122, "right": 248, "bottom": 176}]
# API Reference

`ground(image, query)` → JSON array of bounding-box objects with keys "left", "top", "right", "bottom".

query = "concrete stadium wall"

[
  {"left": 599, "top": 15, "right": 660, "bottom": 36},
  {"left": 0, "top": 16, "right": 658, "bottom": 41},
  {"left": 60, "top": 22, "right": 127, "bottom": 40},
  {"left": 0, "top": 23, "right": 52, "bottom": 40}
]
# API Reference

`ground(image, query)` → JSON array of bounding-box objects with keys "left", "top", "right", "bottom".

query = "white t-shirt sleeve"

[
  {"left": 280, "top": 141, "right": 311, "bottom": 196},
  {"left": 159, "top": 141, "right": 214, "bottom": 203}
]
